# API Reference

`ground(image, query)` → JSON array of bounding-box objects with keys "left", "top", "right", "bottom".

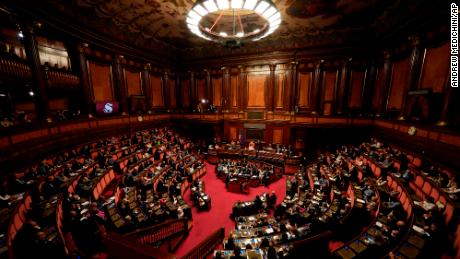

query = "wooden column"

[
  {"left": 23, "top": 24, "right": 49, "bottom": 122},
  {"left": 76, "top": 43, "right": 93, "bottom": 116},
  {"left": 268, "top": 64, "right": 276, "bottom": 112},
  {"left": 291, "top": 61, "right": 298, "bottom": 112},
  {"left": 336, "top": 60, "right": 350, "bottom": 115},
  {"left": 190, "top": 71, "right": 196, "bottom": 108},
  {"left": 408, "top": 36, "right": 423, "bottom": 91},
  {"left": 283, "top": 62, "right": 297, "bottom": 113},
  {"left": 400, "top": 36, "right": 423, "bottom": 119},
  {"left": 311, "top": 61, "right": 323, "bottom": 114},
  {"left": 380, "top": 51, "right": 393, "bottom": 115},
  {"left": 162, "top": 71, "right": 170, "bottom": 109},
  {"left": 437, "top": 79, "right": 452, "bottom": 126},
  {"left": 363, "top": 61, "right": 377, "bottom": 113},
  {"left": 205, "top": 69, "right": 212, "bottom": 105},
  {"left": 113, "top": 55, "right": 128, "bottom": 115},
  {"left": 238, "top": 65, "right": 247, "bottom": 110},
  {"left": 222, "top": 67, "right": 230, "bottom": 111},
  {"left": 141, "top": 63, "right": 151, "bottom": 111}
]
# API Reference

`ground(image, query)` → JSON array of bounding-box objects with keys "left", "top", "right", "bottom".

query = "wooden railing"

[
  {"left": 124, "top": 219, "right": 188, "bottom": 246},
  {"left": 105, "top": 231, "right": 175, "bottom": 259},
  {"left": 0, "top": 56, "right": 32, "bottom": 79},
  {"left": 181, "top": 227, "right": 225, "bottom": 259},
  {"left": 45, "top": 68, "right": 80, "bottom": 88}
]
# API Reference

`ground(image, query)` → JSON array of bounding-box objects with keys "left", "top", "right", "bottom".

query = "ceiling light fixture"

[{"left": 186, "top": 0, "right": 281, "bottom": 45}]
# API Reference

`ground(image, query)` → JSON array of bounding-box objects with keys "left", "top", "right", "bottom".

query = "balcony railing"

[
  {"left": 181, "top": 227, "right": 225, "bottom": 259},
  {"left": 0, "top": 56, "right": 32, "bottom": 79},
  {"left": 124, "top": 219, "right": 189, "bottom": 247},
  {"left": 45, "top": 68, "right": 80, "bottom": 88}
]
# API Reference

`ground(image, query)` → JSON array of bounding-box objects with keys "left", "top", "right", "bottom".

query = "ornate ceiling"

[{"left": 23, "top": 0, "right": 434, "bottom": 59}]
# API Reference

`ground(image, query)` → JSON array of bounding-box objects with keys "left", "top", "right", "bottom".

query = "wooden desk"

[{"left": 336, "top": 246, "right": 357, "bottom": 259}]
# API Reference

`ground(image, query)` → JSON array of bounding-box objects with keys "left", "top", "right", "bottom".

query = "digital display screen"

[{"left": 95, "top": 101, "right": 119, "bottom": 115}]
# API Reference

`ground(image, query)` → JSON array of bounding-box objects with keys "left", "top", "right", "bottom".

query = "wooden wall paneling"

[
  {"left": 49, "top": 98, "right": 67, "bottom": 110},
  {"left": 124, "top": 69, "right": 142, "bottom": 96},
  {"left": 229, "top": 126, "right": 238, "bottom": 141},
  {"left": 275, "top": 73, "right": 285, "bottom": 109},
  {"left": 311, "top": 63, "right": 322, "bottom": 113},
  {"left": 272, "top": 127, "right": 283, "bottom": 144},
  {"left": 196, "top": 77, "right": 206, "bottom": 102},
  {"left": 348, "top": 70, "right": 365, "bottom": 109},
  {"left": 238, "top": 66, "right": 247, "bottom": 110},
  {"left": 298, "top": 71, "right": 312, "bottom": 109},
  {"left": 247, "top": 73, "right": 266, "bottom": 108},
  {"left": 268, "top": 64, "right": 276, "bottom": 111},
  {"left": 189, "top": 72, "right": 195, "bottom": 109},
  {"left": 419, "top": 42, "right": 450, "bottom": 93},
  {"left": 174, "top": 74, "right": 181, "bottom": 109},
  {"left": 205, "top": 70, "right": 212, "bottom": 104},
  {"left": 387, "top": 58, "right": 410, "bottom": 111},
  {"left": 87, "top": 61, "right": 114, "bottom": 102},
  {"left": 181, "top": 77, "right": 191, "bottom": 108},
  {"left": 150, "top": 75, "right": 163, "bottom": 107},
  {"left": 212, "top": 75, "right": 222, "bottom": 107},
  {"left": 230, "top": 74, "right": 238, "bottom": 108},
  {"left": 169, "top": 73, "right": 176, "bottom": 107},
  {"left": 162, "top": 72, "right": 170, "bottom": 108},
  {"left": 322, "top": 70, "right": 338, "bottom": 115}
]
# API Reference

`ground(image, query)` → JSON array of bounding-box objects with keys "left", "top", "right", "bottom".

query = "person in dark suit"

[{"left": 269, "top": 191, "right": 277, "bottom": 209}]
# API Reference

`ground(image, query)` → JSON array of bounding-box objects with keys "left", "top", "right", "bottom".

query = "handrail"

[
  {"left": 181, "top": 227, "right": 225, "bottom": 259},
  {"left": 124, "top": 218, "right": 189, "bottom": 245},
  {"left": 105, "top": 231, "right": 175, "bottom": 259}
]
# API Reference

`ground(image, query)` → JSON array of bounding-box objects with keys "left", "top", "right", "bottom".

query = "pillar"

[
  {"left": 222, "top": 67, "right": 230, "bottom": 111},
  {"left": 113, "top": 55, "right": 128, "bottom": 115},
  {"left": 23, "top": 23, "right": 49, "bottom": 122},
  {"left": 336, "top": 60, "right": 350, "bottom": 115},
  {"left": 141, "top": 63, "right": 151, "bottom": 111}
]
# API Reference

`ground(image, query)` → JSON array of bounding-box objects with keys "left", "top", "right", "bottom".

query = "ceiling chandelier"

[{"left": 186, "top": 0, "right": 281, "bottom": 45}]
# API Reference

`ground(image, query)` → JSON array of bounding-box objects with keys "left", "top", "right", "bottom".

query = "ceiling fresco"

[{"left": 35, "top": 0, "right": 432, "bottom": 58}]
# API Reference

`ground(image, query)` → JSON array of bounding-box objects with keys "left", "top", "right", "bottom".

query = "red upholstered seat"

[
  {"left": 375, "top": 167, "right": 381, "bottom": 178},
  {"left": 422, "top": 181, "right": 432, "bottom": 196},
  {"left": 415, "top": 175, "right": 424, "bottom": 189},
  {"left": 430, "top": 188, "right": 440, "bottom": 201},
  {"left": 413, "top": 158, "right": 422, "bottom": 168},
  {"left": 445, "top": 203, "right": 454, "bottom": 224},
  {"left": 438, "top": 195, "right": 447, "bottom": 206},
  {"left": 407, "top": 154, "right": 414, "bottom": 163},
  {"left": 394, "top": 161, "right": 400, "bottom": 171}
]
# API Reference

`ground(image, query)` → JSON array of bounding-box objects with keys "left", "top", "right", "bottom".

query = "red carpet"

[{"left": 174, "top": 163, "right": 286, "bottom": 257}]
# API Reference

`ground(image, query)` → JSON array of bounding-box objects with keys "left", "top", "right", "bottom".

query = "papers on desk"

[
  {"left": 81, "top": 201, "right": 90, "bottom": 206},
  {"left": 412, "top": 225, "right": 428, "bottom": 236},
  {"left": 356, "top": 198, "right": 366, "bottom": 204},
  {"left": 265, "top": 228, "right": 274, "bottom": 234},
  {"left": 376, "top": 221, "right": 383, "bottom": 228}
]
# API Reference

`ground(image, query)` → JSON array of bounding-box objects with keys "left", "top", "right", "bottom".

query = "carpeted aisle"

[{"left": 174, "top": 162, "right": 286, "bottom": 257}]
